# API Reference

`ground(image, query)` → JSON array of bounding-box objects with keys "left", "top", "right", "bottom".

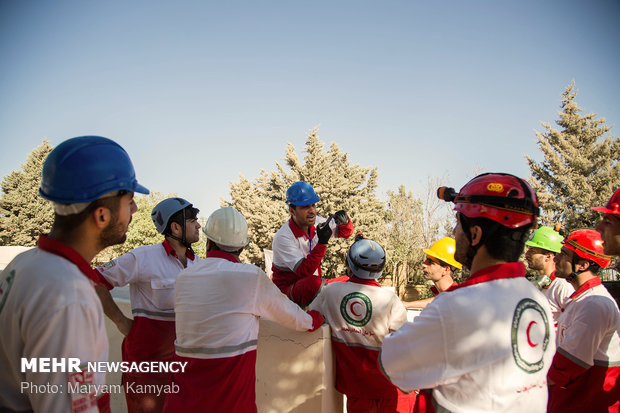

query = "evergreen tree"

[
  {"left": 0, "top": 141, "right": 54, "bottom": 246},
  {"left": 383, "top": 185, "right": 424, "bottom": 297},
  {"left": 526, "top": 82, "right": 619, "bottom": 230},
  {"left": 226, "top": 127, "right": 385, "bottom": 277},
  {"left": 383, "top": 179, "right": 456, "bottom": 298}
]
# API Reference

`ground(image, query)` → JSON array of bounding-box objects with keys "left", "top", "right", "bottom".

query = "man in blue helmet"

[
  {"left": 0, "top": 136, "right": 148, "bottom": 413},
  {"left": 272, "top": 181, "right": 354, "bottom": 307},
  {"left": 95, "top": 197, "right": 201, "bottom": 413}
]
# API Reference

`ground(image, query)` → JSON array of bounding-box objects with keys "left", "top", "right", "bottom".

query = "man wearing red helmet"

[
  {"left": 380, "top": 173, "right": 555, "bottom": 413},
  {"left": 547, "top": 229, "right": 619, "bottom": 413},
  {"left": 593, "top": 187, "right": 620, "bottom": 256}
]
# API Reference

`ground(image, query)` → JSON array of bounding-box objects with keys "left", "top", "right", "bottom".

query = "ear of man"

[
  {"left": 469, "top": 225, "right": 483, "bottom": 247},
  {"left": 92, "top": 206, "right": 112, "bottom": 229}
]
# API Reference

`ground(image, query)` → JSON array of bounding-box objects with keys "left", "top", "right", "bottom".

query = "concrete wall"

[{"left": 104, "top": 300, "right": 344, "bottom": 413}]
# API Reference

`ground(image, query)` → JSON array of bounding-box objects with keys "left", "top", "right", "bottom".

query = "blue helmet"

[
  {"left": 286, "top": 181, "right": 320, "bottom": 206},
  {"left": 39, "top": 136, "right": 149, "bottom": 203},
  {"left": 151, "top": 198, "right": 192, "bottom": 234}
]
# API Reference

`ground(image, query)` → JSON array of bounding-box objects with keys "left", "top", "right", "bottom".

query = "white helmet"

[
  {"left": 202, "top": 207, "right": 249, "bottom": 250},
  {"left": 346, "top": 235, "right": 386, "bottom": 280}
]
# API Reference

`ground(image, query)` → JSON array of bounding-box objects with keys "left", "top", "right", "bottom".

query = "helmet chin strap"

[
  {"left": 459, "top": 215, "right": 498, "bottom": 270},
  {"left": 567, "top": 255, "right": 586, "bottom": 282},
  {"left": 168, "top": 208, "right": 195, "bottom": 254}
]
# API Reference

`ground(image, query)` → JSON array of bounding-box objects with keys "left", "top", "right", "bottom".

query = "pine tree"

[
  {"left": 526, "top": 82, "right": 619, "bottom": 231},
  {"left": 0, "top": 141, "right": 54, "bottom": 246},
  {"left": 383, "top": 185, "right": 424, "bottom": 297},
  {"left": 226, "top": 127, "right": 385, "bottom": 277}
]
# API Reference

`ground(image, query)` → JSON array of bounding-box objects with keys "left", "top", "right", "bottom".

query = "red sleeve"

[
  {"left": 548, "top": 351, "right": 588, "bottom": 387},
  {"left": 337, "top": 219, "right": 354, "bottom": 238},
  {"left": 95, "top": 268, "right": 114, "bottom": 290},
  {"left": 295, "top": 243, "right": 327, "bottom": 278},
  {"left": 97, "top": 393, "right": 111, "bottom": 413}
]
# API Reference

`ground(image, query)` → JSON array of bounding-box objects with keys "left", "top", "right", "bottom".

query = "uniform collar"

[
  {"left": 448, "top": 262, "right": 525, "bottom": 292},
  {"left": 206, "top": 250, "right": 240, "bottom": 263},
  {"left": 570, "top": 277, "right": 602, "bottom": 299},
  {"left": 542, "top": 271, "right": 556, "bottom": 289},
  {"left": 162, "top": 239, "right": 196, "bottom": 261},
  {"left": 288, "top": 218, "right": 316, "bottom": 240},
  {"left": 37, "top": 234, "right": 106, "bottom": 287},
  {"left": 431, "top": 281, "right": 458, "bottom": 296},
  {"left": 347, "top": 275, "right": 380, "bottom": 287}
]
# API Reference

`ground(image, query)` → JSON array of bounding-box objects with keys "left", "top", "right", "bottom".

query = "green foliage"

[
  {"left": 526, "top": 82, "right": 619, "bottom": 231},
  {"left": 382, "top": 185, "right": 424, "bottom": 296},
  {"left": 226, "top": 127, "right": 385, "bottom": 277},
  {"left": 382, "top": 179, "right": 455, "bottom": 297},
  {"left": 0, "top": 140, "right": 54, "bottom": 246}
]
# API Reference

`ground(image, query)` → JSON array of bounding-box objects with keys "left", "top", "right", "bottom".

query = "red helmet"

[
  {"left": 438, "top": 173, "right": 539, "bottom": 228},
  {"left": 592, "top": 188, "right": 620, "bottom": 216},
  {"left": 563, "top": 229, "right": 612, "bottom": 268}
]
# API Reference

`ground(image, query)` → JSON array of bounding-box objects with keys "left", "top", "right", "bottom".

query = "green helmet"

[{"left": 525, "top": 226, "right": 564, "bottom": 254}]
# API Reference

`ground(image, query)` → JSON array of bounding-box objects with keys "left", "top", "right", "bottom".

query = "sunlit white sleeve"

[
  {"left": 380, "top": 302, "right": 449, "bottom": 392},
  {"left": 252, "top": 267, "right": 314, "bottom": 331}
]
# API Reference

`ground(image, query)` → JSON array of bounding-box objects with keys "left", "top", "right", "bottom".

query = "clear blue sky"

[{"left": 1, "top": 0, "right": 618, "bottom": 218}]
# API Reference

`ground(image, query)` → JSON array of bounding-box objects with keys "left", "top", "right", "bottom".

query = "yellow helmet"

[{"left": 423, "top": 237, "right": 462, "bottom": 269}]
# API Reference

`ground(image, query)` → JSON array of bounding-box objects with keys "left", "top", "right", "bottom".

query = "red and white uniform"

[
  {"left": 541, "top": 272, "right": 573, "bottom": 323},
  {"left": 96, "top": 240, "right": 198, "bottom": 411},
  {"left": 271, "top": 216, "right": 353, "bottom": 306},
  {"left": 309, "top": 277, "right": 415, "bottom": 413},
  {"left": 380, "top": 262, "right": 556, "bottom": 413},
  {"left": 547, "top": 277, "right": 620, "bottom": 413},
  {"left": 0, "top": 235, "right": 109, "bottom": 413},
  {"left": 163, "top": 250, "right": 316, "bottom": 413}
]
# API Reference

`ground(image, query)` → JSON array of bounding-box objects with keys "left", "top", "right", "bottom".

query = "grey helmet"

[
  {"left": 151, "top": 198, "right": 192, "bottom": 234},
  {"left": 346, "top": 235, "right": 386, "bottom": 280}
]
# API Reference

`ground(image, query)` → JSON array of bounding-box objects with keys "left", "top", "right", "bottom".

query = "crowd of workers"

[{"left": 0, "top": 135, "right": 618, "bottom": 413}]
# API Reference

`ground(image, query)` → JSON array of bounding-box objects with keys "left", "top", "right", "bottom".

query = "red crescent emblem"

[
  {"left": 350, "top": 301, "right": 362, "bottom": 317},
  {"left": 526, "top": 321, "right": 538, "bottom": 347}
]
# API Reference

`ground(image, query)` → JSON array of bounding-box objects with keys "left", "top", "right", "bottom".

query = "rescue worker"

[
  {"left": 272, "top": 181, "right": 354, "bottom": 307},
  {"left": 163, "top": 207, "right": 325, "bottom": 412},
  {"left": 593, "top": 187, "right": 620, "bottom": 256},
  {"left": 309, "top": 234, "right": 416, "bottom": 413},
  {"left": 380, "top": 173, "right": 555, "bottom": 413},
  {"left": 547, "top": 229, "right": 619, "bottom": 413},
  {"left": 95, "top": 197, "right": 201, "bottom": 412},
  {"left": 404, "top": 237, "right": 461, "bottom": 309},
  {"left": 0, "top": 136, "right": 148, "bottom": 413},
  {"left": 524, "top": 226, "right": 573, "bottom": 323}
]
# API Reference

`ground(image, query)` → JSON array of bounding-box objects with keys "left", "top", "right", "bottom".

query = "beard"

[
  {"left": 454, "top": 234, "right": 472, "bottom": 270},
  {"left": 99, "top": 214, "right": 130, "bottom": 248}
]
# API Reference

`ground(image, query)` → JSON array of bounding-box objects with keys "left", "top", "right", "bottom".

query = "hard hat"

[
  {"left": 151, "top": 198, "right": 193, "bottom": 234},
  {"left": 438, "top": 173, "right": 539, "bottom": 228},
  {"left": 525, "top": 226, "right": 564, "bottom": 254},
  {"left": 563, "top": 229, "right": 612, "bottom": 269},
  {"left": 346, "top": 237, "right": 386, "bottom": 280},
  {"left": 202, "top": 207, "right": 249, "bottom": 249},
  {"left": 592, "top": 188, "right": 620, "bottom": 216},
  {"left": 286, "top": 181, "right": 320, "bottom": 206},
  {"left": 423, "top": 237, "right": 462, "bottom": 269},
  {"left": 39, "top": 136, "right": 149, "bottom": 203}
]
